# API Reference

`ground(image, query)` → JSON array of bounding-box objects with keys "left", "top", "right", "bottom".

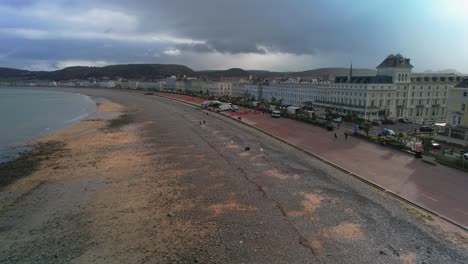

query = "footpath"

[{"left": 156, "top": 92, "right": 468, "bottom": 230}]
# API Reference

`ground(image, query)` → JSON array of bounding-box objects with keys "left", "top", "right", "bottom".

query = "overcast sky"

[{"left": 1, "top": 0, "right": 467, "bottom": 72}]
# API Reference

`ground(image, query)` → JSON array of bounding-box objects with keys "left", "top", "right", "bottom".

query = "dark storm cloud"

[
  {"left": 101, "top": 0, "right": 390, "bottom": 55},
  {"left": 1, "top": 0, "right": 467, "bottom": 71}
]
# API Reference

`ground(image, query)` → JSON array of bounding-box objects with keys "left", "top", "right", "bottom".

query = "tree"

[
  {"left": 396, "top": 131, "right": 404, "bottom": 142},
  {"left": 363, "top": 122, "right": 372, "bottom": 136},
  {"left": 420, "top": 135, "right": 433, "bottom": 152}
]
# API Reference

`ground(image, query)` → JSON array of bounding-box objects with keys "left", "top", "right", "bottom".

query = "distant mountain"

[
  {"left": 197, "top": 68, "right": 250, "bottom": 79},
  {"left": 198, "top": 67, "right": 376, "bottom": 80},
  {"left": 0, "top": 67, "right": 43, "bottom": 79},
  {"left": 245, "top": 68, "right": 376, "bottom": 80},
  {"left": 8, "top": 64, "right": 454, "bottom": 82},
  {"left": 0, "top": 64, "right": 197, "bottom": 81}
]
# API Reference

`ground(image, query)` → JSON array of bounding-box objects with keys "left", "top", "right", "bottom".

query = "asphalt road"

[{"left": 63, "top": 88, "right": 466, "bottom": 263}]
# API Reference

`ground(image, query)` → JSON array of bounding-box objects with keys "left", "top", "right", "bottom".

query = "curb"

[{"left": 157, "top": 94, "right": 468, "bottom": 231}]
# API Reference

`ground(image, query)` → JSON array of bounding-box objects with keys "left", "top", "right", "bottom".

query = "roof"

[
  {"left": 377, "top": 54, "right": 413, "bottom": 69},
  {"left": 455, "top": 78, "right": 468, "bottom": 88},
  {"left": 334, "top": 75, "right": 393, "bottom": 84}
]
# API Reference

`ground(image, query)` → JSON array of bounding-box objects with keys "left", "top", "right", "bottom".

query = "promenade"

[{"left": 160, "top": 93, "right": 468, "bottom": 228}]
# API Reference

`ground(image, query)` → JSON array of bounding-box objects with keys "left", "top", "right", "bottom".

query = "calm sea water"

[{"left": 0, "top": 88, "right": 96, "bottom": 163}]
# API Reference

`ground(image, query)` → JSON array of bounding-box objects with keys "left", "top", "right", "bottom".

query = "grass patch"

[
  {"left": 105, "top": 114, "right": 134, "bottom": 130},
  {"left": 434, "top": 155, "right": 468, "bottom": 172},
  {"left": 407, "top": 207, "right": 434, "bottom": 222}
]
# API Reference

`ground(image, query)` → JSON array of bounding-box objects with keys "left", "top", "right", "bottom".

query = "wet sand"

[{"left": 0, "top": 100, "right": 207, "bottom": 263}]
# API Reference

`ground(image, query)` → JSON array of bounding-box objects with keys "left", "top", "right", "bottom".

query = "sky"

[{"left": 0, "top": 0, "right": 467, "bottom": 72}]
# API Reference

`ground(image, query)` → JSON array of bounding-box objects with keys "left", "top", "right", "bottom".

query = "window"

[
  {"left": 464, "top": 92, "right": 468, "bottom": 97},
  {"left": 462, "top": 104, "right": 466, "bottom": 111}
]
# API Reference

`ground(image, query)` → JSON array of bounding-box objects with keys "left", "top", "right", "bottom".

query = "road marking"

[{"left": 419, "top": 193, "right": 438, "bottom": 202}]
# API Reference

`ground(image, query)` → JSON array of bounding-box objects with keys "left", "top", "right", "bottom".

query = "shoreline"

[
  {"left": 0, "top": 88, "right": 97, "bottom": 164},
  {"left": 0, "top": 94, "right": 210, "bottom": 262},
  {"left": 0, "top": 100, "right": 123, "bottom": 190}
]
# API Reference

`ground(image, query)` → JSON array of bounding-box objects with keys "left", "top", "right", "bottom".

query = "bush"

[{"left": 435, "top": 155, "right": 468, "bottom": 171}]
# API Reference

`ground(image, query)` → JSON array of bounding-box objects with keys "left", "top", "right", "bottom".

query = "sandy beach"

[{"left": 0, "top": 99, "right": 209, "bottom": 263}]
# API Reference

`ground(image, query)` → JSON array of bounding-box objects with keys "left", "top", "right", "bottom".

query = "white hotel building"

[{"left": 241, "top": 54, "right": 464, "bottom": 124}]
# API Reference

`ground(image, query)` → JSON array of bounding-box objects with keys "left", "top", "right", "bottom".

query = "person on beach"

[
  {"left": 334, "top": 133, "right": 338, "bottom": 140},
  {"left": 203, "top": 120, "right": 206, "bottom": 124},
  {"left": 345, "top": 132, "right": 348, "bottom": 140}
]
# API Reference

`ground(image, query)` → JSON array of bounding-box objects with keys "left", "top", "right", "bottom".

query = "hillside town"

[{"left": 5, "top": 54, "right": 468, "bottom": 144}]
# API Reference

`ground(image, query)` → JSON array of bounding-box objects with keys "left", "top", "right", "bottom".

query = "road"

[{"left": 1, "top": 88, "right": 467, "bottom": 263}]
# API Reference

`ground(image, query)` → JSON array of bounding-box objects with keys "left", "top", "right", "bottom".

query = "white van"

[
  {"left": 201, "top": 101, "right": 211, "bottom": 108},
  {"left": 271, "top": 110, "right": 281, "bottom": 118},
  {"left": 216, "top": 103, "right": 232, "bottom": 112}
]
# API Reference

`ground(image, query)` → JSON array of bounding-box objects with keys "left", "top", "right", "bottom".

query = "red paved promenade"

[{"left": 158, "top": 93, "right": 468, "bottom": 228}]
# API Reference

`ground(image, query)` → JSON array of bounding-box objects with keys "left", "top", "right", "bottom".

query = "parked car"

[
  {"left": 231, "top": 104, "right": 239, "bottom": 112},
  {"left": 372, "top": 120, "right": 382, "bottom": 126},
  {"left": 419, "top": 126, "right": 434, "bottom": 133},
  {"left": 398, "top": 118, "right": 411, "bottom": 123},
  {"left": 271, "top": 110, "right": 281, "bottom": 118},
  {"left": 463, "top": 153, "right": 468, "bottom": 160},
  {"left": 431, "top": 141, "right": 441, "bottom": 150},
  {"left": 326, "top": 123, "right": 335, "bottom": 131},
  {"left": 332, "top": 117, "right": 342, "bottom": 123},
  {"left": 379, "top": 128, "right": 396, "bottom": 139}
]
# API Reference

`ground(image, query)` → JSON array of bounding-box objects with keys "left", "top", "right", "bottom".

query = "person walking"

[
  {"left": 344, "top": 132, "right": 348, "bottom": 141},
  {"left": 334, "top": 133, "right": 338, "bottom": 140}
]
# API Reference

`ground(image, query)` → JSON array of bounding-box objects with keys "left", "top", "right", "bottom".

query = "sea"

[{"left": 0, "top": 88, "right": 96, "bottom": 163}]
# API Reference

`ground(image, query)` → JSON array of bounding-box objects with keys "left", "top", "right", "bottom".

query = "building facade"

[
  {"left": 262, "top": 78, "right": 317, "bottom": 106},
  {"left": 231, "top": 54, "right": 465, "bottom": 124},
  {"left": 447, "top": 78, "right": 468, "bottom": 127}
]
